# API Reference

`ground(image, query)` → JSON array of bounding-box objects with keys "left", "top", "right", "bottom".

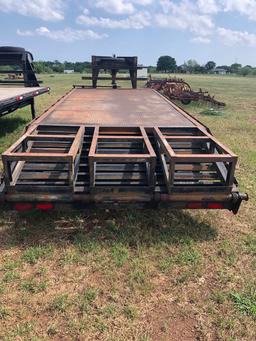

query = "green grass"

[
  {"left": 230, "top": 289, "right": 256, "bottom": 318},
  {"left": 0, "top": 73, "right": 255, "bottom": 340},
  {"left": 22, "top": 245, "right": 53, "bottom": 264},
  {"left": 20, "top": 277, "right": 47, "bottom": 293},
  {"left": 50, "top": 293, "right": 70, "bottom": 313}
]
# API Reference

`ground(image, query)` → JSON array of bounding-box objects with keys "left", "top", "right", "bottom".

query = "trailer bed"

[
  {"left": 0, "top": 88, "right": 247, "bottom": 213},
  {"left": 0, "top": 86, "right": 49, "bottom": 118},
  {"left": 38, "top": 88, "right": 194, "bottom": 127}
]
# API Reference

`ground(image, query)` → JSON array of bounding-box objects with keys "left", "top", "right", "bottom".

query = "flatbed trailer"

[
  {"left": 0, "top": 87, "right": 49, "bottom": 118},
  {"left": 0, "top": 87, "right": 248, "bottom": 213}
]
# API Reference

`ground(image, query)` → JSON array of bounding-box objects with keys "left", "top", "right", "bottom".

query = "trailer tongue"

[{"left": 0, "top": 87, "right": 248, "bottom": 213}]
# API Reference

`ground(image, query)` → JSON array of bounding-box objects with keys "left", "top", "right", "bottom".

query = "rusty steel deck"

[
  {"left": 35, "top": 88, "right": 195, "bottom": 127},
  {"left": 0, "top": 88, "right": 248, "bottom": 213}
]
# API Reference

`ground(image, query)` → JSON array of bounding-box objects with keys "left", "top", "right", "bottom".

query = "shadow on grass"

[
  {"left": 0, "top": 116, "right": 27, "bottom": 138},
  {"left": 0, "top": 208, "right": 217, "bottom": 250}
]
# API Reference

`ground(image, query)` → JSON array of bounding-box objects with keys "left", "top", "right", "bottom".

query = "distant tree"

[
  {"left": 148, "top": 65, "right": 157, "bottom": 73},
  {"left": 205, "top": 61, "right": 216, "bottom": 71},
  {"left": 184, "top": 59, "right": 200, "bottom": 73},
  {"left": 33, "top": 61, "right": 45, "bottom": 74},
  {"left": 239, "top": 66, "right": 252, "bottom": 77},
  {"left": 216, "top": 65, "right": 231, "bottom": 73},
  {"left": 64, "top": 61, "right": 74, "bottom": 70},
  {"left": 230, "top": 63, "right": 242, "bottom": 73},
  {"left": 156, "top": 55, "right": 177, "bottom": 72},
  {"left": 177, "top": 65, "right": 186, "bottom": 73},
  {"left": 196, "top": 65, "right": 206, "bottom": 74}
]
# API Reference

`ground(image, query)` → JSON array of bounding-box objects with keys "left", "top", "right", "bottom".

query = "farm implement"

[{"left": 146, "top": 77, "right": 226, "bottom": 106}]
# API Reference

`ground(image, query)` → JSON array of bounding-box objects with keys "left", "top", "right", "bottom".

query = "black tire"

[
  {"left": 0, "top": 46, "right": 25, "bottom": 52},
  {"left": 181, "top": 98, "right": 191, "bottom": 105}
]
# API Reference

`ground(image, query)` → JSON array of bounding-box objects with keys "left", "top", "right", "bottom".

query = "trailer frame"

[{"left": 0, "top": 87, "right": 248, "bottom": 213}]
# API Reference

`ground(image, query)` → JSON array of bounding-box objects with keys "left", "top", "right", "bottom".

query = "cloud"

[
  {"left": 17, "top": 27, "right": 108, "bottom": 42},
  {"left": 77, "top": 9, "right": 151, "bottom": 29},
  {"left": 156, "top": 0, "right": 214, "bottom": 36},
  {"left": 191, "top": 36, "right": 211, "bottom": 44},
  {"left": 197, "top": 0, "right": 219, "bottom": 14},
  {"left": 217, "top": 27, "right": 256, "bottom": 46},
  {"left": 0, "top": 0, "right": 64, "bottom": 21},
  {"left": 221, "top": 0, "right": 256, "bottom": 21},
  {"left": 90, "top": 0, "right": 154, "bottom": 15},
  {"left": 92, "top": 0, "right": 135, "bottom": 15}
]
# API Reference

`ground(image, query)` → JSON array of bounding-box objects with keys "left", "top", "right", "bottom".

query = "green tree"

[
  {"left": 156, "top": 56, "right": 177, "bottom": 73},
  {"left": 239, "top": 66, "right": 252, "bottom": 77},
  {"left": 184, "top": 59, "right": 200, "bottom": 73},
  {"left": 205, "top": 61, "right": 216, "bottom": 71},
  {"left": 230, "top": 63, "right": 242, "bottom": 74},
  {"left": 33, "top": 61, "right": 45, "bottom": 74}
]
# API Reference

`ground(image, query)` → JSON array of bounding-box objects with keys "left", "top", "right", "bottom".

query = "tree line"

[
  {"left": 33, "top": 60, "right": 91, "bottom": 74},
  {"left": 155, "top": 55, "right": 255, "bottom": 76},
  {"left": 28, "top": 57, "right": 255, "bottom": 76}
]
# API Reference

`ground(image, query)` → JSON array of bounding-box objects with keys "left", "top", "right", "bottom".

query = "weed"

[
  {"left": 111, "top": 243, "right": 129, "bottom": 267},
  {"left": 22, "top": 245, "right": 53, "bottom": 264},
  {"left": 60, "top": 248, "right": 82, "bottom": 265},
  {"left": 230, "top": 289, "right": 256, "bottom": 318},
  {"left": 0, "top": 259, "right": 21, "bottom": 271},
  {"left": 244, "top": 234, "right": 256, "bottom": 254},
  {"left": 102, "top": 304, "right": 116, "bottom": 317},
  {"left": 2, "top": 270, "right": 20, "bottom": 282},
  {"left": 20, "top": 278, "right": 47, "bottom": 293},
  {"left": 0, "top": 305, "right": 10, "bottom": 319},
  {"left": 123, "top": 305, "right": 138, "bottom": 320},
  {"left": 79, "top": 288, "right": 97, "bottom": 312},
  {"left": 218, "top": 240, "right": 236, "bottom": 265},
  {"left": 211, "top": 291, "right": 227, "bottom": 304},
  {"left": 73, "top": 232, "right": 98, "bottom": 253},
  {"left": 50, "top": 293, "right": 70, "bottom": 313},
  {"left": 94, "top": 318, "right": 107, "bottom": 333},
  {"left": 159, "top": 256, "right": 174, "bottom": 272},
  {"left": 0, "top": 282, "right": 6, "bottom": 294},
  {"left": 175, "top": 248, "right": 201, "bottom": 265}
]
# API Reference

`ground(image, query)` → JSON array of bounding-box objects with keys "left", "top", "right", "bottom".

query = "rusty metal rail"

[{"left": 2, "top": 125, "right": 84, "bottom": 191}]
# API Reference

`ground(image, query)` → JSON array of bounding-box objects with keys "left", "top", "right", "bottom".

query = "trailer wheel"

[{"left": 181, "top": 98, "right": 191, "bottom": 105}]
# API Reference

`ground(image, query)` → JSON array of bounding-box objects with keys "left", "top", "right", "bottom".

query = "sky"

[{"left": 1, "top": 0, "right": 256, "bottom": 66}]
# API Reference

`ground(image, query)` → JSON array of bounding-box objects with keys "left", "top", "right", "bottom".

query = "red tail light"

[
  {"left": 36, "top": 203, "right": 54, "bottom": 211},
  {"left": 16, "top": 95, "right": 24, "bottom": 101},
  {"left": 207, "top": 202, "right": 224, "bottom": 209},
  {"left": 14, "top": 203, "right": 33, "bottom": 211},
  {"left": 187, "top": 202, "right": 203, "bottom": 209}
]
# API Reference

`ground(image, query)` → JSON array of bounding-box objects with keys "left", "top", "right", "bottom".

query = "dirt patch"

[{"left": 144, "top": 302, "right": 201, "bottom": 341}]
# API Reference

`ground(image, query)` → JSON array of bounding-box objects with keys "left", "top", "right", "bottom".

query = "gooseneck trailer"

[
  {"left": 0, "top": 87, "right": 248, "bottom": 212},
  {"left": 0, "top": 46, "right": 49, "bottom": 118}
]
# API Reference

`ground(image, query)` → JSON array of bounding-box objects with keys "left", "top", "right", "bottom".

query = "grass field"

[{"left": 0, "top": 74, "right": 255, "bottom": 341}]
